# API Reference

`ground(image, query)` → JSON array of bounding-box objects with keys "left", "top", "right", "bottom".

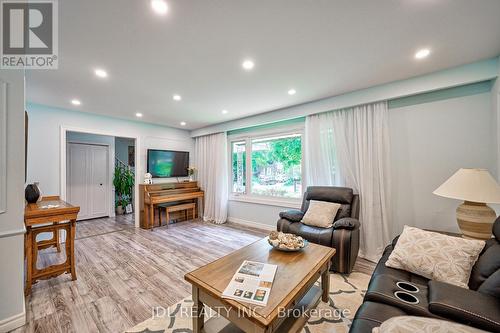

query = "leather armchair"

[{"left": 277, "top": 186, "right": 360, "bottom": 274}]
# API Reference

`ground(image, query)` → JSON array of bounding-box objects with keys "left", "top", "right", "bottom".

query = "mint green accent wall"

[
  {"left": 388, "top": 80, "right": 493, "bottom": 109},
  {"left": 229, "top": 80, "right": 494, "bottom": 134},
  {"left": 192, "top": 57, "right": 499, "bottom": 137},
  {"left": 228, "top": 117, "right": 305, "bottom": 135}
]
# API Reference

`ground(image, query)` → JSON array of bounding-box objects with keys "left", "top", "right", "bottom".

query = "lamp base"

[{"left": 456, "top": 201, "right": 495, "bottom": 240}]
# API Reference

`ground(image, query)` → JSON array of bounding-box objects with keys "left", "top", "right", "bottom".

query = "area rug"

[{"left": 126, "top": 271, "right": 370, "bottom": 333}]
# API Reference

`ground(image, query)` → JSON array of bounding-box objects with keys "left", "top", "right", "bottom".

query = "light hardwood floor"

[{"left": 14, "top": 215, "right": 374, "bottom": 333}]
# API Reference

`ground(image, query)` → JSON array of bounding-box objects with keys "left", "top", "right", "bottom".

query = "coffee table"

[{"left": 184, "top": 238, "right": 336, "bottom": 333}]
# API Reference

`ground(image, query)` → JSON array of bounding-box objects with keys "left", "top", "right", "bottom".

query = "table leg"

[
  {"left": 55, "top": 224, "right": 61, "bottom": 252},
  {"left": 321, "top": 263, "right": 330, "bottom": 302},
  {"left": 199, "top": 197, "right": 204, "bottom": 220},
  {"left": 158, "top": 207, "right": 162, "bottom": 227},
  {"left": 69, "top": 220, "right": 77, "bottom": 281},
  {"left": 192, "top": 286, "right": 204, "bottom": 333},
  {"left": 149, "top": 204, "right": 154, "bottom": 230},
  {"left": 25, "top": 227, "right": 33, "bottom": 295}
]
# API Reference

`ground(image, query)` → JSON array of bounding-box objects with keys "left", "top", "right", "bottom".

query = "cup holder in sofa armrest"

[
  {"left": 396, "top": 281, "right": 420, "bottom": 293},
  {"left": 394, "top": 291, "right": 419, "bottom": 305}
]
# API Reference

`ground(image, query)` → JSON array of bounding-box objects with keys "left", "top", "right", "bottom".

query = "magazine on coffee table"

[{"left": 222, "top": 260, "right": 278, "bottom": 306}]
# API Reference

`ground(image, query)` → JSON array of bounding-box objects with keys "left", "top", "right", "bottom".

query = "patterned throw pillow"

[
  {"left": 301, "top": 200, "right": 341, "bottom": 228},
  {"left": 372, "top": 316, "right": 487, "bottom": 333},
  {"left": 385, "top": 226, "right": 485, "bottom": 288}
]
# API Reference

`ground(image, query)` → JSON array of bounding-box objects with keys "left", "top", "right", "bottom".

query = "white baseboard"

[
  {"left": 0, "top": 309, "right": 25, "bottom": 333},
  {"left": 227, "top": 216, "right": 276, "bottom": 231}
]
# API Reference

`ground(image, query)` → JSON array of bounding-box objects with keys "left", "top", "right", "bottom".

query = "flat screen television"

[{"left": 147, "top": 149, "right": 189, "bottom": 178}]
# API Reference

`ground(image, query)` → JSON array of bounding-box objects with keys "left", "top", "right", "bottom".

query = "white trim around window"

[{"left": 227, "top": 123, "right": 305, "bottom": 207}]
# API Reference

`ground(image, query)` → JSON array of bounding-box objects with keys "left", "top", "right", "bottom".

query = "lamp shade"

[{"left": 433, "top": 168, "right": 500, "bottom": 203}]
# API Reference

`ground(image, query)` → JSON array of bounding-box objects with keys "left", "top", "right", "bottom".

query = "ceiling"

[{"left": 26, "top": 0, "right": 500, "bottom": 130}]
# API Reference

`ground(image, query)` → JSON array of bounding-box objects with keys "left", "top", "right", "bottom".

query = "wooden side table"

[{"left": 24, "top": 196, "right": 80, "bottom": 295}]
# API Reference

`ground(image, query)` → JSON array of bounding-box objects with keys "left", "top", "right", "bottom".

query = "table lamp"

[{"left": 433, "top": 168, "right": 500, "bottom": 240}]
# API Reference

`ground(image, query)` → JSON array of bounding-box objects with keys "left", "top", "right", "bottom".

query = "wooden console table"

[{"left": 24, "top": 196, "right": 80, "bottom": 295}]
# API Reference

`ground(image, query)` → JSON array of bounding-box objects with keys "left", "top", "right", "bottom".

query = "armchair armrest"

[
  {"left": 332, "top": 217, "right": 360, "bottom": 230},
  {"left": 428, "top": 280, "right": 500, "bottom": 332},
  {"left": 278, "top": 209, "right": 304, "bottom": 223}
]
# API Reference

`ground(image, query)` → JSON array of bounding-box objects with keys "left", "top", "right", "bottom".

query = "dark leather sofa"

[
  {"left": 277, "top": 186, "right": 360, "bottom": 274},
  {"left": 350, "top": 216, "right": 500, "bottom": 333}
]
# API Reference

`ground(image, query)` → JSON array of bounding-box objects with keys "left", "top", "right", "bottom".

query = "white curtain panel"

[
  {"left": 194, "top": 132, "right": 229, "bottom": 224},
  {"left": 305, "top": 101, "right": 391, "bottom": 261}
]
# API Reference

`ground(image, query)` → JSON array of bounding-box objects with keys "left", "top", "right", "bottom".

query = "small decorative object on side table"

[
  {"left": 24, "top": 182, "right": 41, "bottom": 203},
  {"left": 433, "top": 168, "right": 500, "bottom": 240},
  {"left": 187, "top": 166, "right": 196, "bottom": 182},
  {"left": 144, "top": 172, "right": 153, "bottom": 184}
]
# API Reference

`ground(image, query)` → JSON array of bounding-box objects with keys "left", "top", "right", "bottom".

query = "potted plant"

[
  {"left": 114, "top": 166, "right": 134, "bottom": 215},
  {"left": 188, "top": 166, "right": 196, "bottom": 182}
]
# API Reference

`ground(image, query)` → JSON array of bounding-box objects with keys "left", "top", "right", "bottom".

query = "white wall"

[
  {"left": 389, "top": 92, "right": 496, "bottom": 236},
  {"left": 0, "top": 70, "right": 26, "bottom": 331},
  {"left": 26, "top": 104, "right": 194, "bottom": 225},
  {"left": 227, "top": 88, "right": 498, "bottom": 236},
  {"left": 228, "top": 201, "right": 292, "bottom": 230}
]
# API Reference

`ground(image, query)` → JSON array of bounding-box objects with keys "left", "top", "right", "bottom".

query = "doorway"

[
  {"left": 67, "top": 142, "right": 110, "bottom": 220},
  {"left": 65, "top": 131, "right": 138, "bottom": 226},
  {"left": 61, "top": 127, "right": 140, "bottom": 227}
]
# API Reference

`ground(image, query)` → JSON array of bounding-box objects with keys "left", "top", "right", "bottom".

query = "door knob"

[{"left": 100, "top": 183, "right": 103, "bottom": 186}]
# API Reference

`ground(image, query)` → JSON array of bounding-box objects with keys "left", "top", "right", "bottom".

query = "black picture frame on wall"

[{"left": 128, "top": 146, "right": 135, "bottom": 167}]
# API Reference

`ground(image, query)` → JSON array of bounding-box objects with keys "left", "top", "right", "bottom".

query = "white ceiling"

[{"left": 26, "top": 0, "right": 500, "bottom": 130}]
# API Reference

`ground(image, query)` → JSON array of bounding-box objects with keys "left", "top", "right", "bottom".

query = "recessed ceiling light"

[
  {"left": 151, "top": 0, "right": 168, "bottom": 15},
  {"left": 180, "top": 121, "right": 186, "bottom": 126},
  {"left": 94, "top": 68, "right": 108, "bottom": 78},
  {"left": 135, "top": 112, "right": 143, "bottom": 118},
  {"left": 71, "top": 99, "right": 81, "bottom": 105},
  {"left": 221, "top": 109, "right": 228, "bottom": 114},
  {"left": 173, "top": 94, "right": 182, "bottom": 101},
  {"left": 288, "top": 89, "right": 296, "bottom": 95},
  {"left": 242, "top": 59, "right": 255, "bottom": 71},
  {"left": 415, "top": 48, "right": 431, "bottom": 59}
]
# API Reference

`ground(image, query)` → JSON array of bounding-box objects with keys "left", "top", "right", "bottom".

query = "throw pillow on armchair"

[{"left": 301, "top": 200, "right": 341, "bottom": 228}]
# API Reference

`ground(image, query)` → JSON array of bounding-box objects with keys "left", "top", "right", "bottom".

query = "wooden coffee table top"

[{"left": 185, "top": 238, "right": 336, "bottom": 326}]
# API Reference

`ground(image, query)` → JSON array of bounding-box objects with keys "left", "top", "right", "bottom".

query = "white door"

[{"left": 67, "top": 143, "right": 109, "bottom": 220}]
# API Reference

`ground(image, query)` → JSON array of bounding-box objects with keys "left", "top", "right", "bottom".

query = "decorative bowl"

[
  {"left": 267, "top": 231, "right": 308, "bottom": 252},
  {"left": 268, "top": 238, "right": 308, "bottom": 252}
]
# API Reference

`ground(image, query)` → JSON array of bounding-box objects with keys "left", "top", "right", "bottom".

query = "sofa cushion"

[
  {"left": 477, "top": 269, "right": 500, "bottom": 298},
  {"left": 350, "top": 301, "right": 408, "bottom": 333},
  {"left": 385, "top": 226, "right": 485, "bottom": 288},
  {"left": 301, "top": 200, "right": 341, "bottom": 228},
  {"left": 468, "top": 239, "right": 500, "bottom": 290},
  {"left": 373, "top": 244, "right": 429, "bottom": 285}
]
